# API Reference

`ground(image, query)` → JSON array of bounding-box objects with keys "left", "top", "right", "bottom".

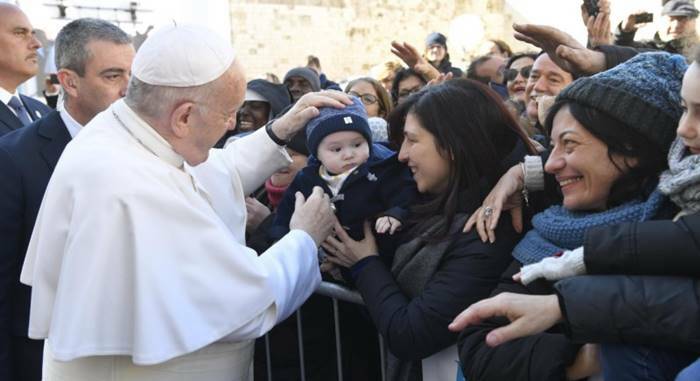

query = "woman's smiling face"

[
  {"left": 678, "top": 62, "right": 700, "bottom": 156},
  {"left": 544, "top": 105, "right": 631, "bottom": 211},
  {"left": 398, "top": 112, "right": 450, "bottom": 194}
]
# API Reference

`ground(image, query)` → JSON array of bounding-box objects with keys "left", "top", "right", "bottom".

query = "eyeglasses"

[
  {"left": 348, "top": 91, "right": 378, "bottom": 106},
  {"left": 503, "top": 65, "right": 533, "bottom": 82}
]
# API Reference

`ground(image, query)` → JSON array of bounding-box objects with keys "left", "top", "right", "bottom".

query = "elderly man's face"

[
  {"left": 185, "top": 62, "right": 245, "bottom": 165},
  {"left": 0, "top": 5, "right": 41, "bottom": 88},
  {"left": 665, "top": 15, "right": 697, "bottom": 39},
  {"left": 285, "top": 76, "right": 313, "bottom": 102},
  {"left": 61, "top": 39, "right": 135, "bottom": 125}
]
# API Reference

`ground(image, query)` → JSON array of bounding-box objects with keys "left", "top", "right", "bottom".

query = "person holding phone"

[
  {"left": 581, "top": 0, "right": 612, "bottom": 48},
  {"left": 614, "top": 0, "right": 699, "bottom": 58}
]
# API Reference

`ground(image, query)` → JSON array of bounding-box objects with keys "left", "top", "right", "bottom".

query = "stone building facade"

[{"left": 230, "top": 0, "right": 528, "bottom": 81}]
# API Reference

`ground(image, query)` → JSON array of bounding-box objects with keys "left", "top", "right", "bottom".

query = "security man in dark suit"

[
  {"left": 0, "top": 4, "right": 51, "bottom": 137},
  {"left": 0, "top": 17, "right": 134, "bottom": 381}
]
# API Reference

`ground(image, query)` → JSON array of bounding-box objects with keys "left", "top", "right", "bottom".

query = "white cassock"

[{"left": 20, "top": 99, "right": 320, "bottom": 377}]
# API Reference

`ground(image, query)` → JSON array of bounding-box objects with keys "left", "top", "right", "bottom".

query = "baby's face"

[{"left": 317, "top": 131, "right": 369, "bottom": 174}]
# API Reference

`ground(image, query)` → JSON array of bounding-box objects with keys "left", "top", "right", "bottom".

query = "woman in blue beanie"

[{"left": 455, "top": 52, "right": 688, "bottom": 381}]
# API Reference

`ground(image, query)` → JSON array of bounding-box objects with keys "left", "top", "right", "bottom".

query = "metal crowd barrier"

[{"left": 262, "top": 281, "right": 386, "bottom": 381}]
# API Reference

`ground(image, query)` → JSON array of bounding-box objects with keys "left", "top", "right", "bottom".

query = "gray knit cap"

[
  {"left": 556, "top": 52, "right": 687, "bottom": 151},
  {"left": 283, "top": 67, "right": 321, "bottom": 92},
  {"left": 662, "top": 0, "right": 699, "bottom": 18}
]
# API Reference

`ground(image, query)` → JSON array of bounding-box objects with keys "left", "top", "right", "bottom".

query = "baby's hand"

[{"left": 375, "top": 216, "right": 402, "bottom": 235}]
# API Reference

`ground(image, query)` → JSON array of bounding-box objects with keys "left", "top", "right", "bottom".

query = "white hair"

[{"left": 125, "top": 76, "right": 218, "bottom": 120}]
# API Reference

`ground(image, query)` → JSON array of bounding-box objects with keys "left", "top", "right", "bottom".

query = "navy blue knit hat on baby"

[
  {"left": 306, "top": 96, "right": 371, "bottom": 157},
  {"left": 557, "top": 52, "right": 687, "bottom": 152}
]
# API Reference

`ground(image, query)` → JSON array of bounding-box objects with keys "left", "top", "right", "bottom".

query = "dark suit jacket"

[
  {"left": 0, "top": 111, "right": 71, "bottom": 378},
  {"left": 0, "top": 94, "right": 51, "bottom": 137}
]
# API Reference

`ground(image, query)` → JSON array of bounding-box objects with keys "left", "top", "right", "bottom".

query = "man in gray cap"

[
  {"left": 283, "top": 66, "right": 321, "bottom": 102},
  {"left": 615, "top": 0, "right": 699, "bottom": 57},
  {"left": 20, "top": 23, "right": 348, "bottom": 380}
]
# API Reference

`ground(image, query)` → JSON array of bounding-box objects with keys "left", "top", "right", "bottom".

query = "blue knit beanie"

[
  {"left": 557, "top": 52, "right": 687, "bottom": 151},
  {"left": 306, "top": 96, "right": 371, "bottom": 157}
]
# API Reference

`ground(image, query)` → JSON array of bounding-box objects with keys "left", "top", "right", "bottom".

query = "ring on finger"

[{"left": 484, "top": 206, "right": 494, "bottom": 218}]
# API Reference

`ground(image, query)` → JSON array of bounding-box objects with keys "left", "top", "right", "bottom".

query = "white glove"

[{"left": 519, "top": 247, "right": 586, "bottom": 285}]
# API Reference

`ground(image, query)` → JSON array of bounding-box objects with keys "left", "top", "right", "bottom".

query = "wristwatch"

[{"left": 265, "top": 120, "right": 288, "bottom": 146}]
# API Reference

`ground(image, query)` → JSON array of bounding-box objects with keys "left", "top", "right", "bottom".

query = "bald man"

[{"left": 0, "top": 4, "right": 50, "bottom": 136}]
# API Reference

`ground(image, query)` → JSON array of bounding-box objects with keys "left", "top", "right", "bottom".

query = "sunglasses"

[
  {"left": 349, "top": 91, "right": 379, "bottom": 105},
  {"left": 504, "top": 65, "right": 533, "bottom": 82}
]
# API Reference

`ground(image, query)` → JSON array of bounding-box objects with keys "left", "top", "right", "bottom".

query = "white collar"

[
  {"left": 112, "top": 99, "right": 185, "bottom": 169},
  {"left": 57, "top": 101, "right": 82, "bottom": 139},
  {"left": 0, "top": 86, "right": 19, "bottom": 107},
  {"left": 319, "top": 165, "right": 355, "bottom": 196}
]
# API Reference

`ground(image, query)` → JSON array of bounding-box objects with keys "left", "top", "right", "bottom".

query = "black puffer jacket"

[
  {"left": 547, "top": 213, "right": 700, "bottom": 353},
  {"left": 555, "top": 275, "right": 700, "bottom": 353},
  {"left": 458, "top": 261, "right": 581, "bottom": 381},
  {"left": 583, "top": 212, "right": 700, "bottom": 276}
]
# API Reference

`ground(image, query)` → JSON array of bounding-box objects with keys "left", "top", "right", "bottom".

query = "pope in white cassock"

[{"left": 19, "top": 24, "right": 348, "bottom": 380}]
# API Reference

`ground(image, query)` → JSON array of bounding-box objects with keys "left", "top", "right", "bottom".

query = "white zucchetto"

[{"left": 132, "top": 23, "right": 236, "bottom": 87}]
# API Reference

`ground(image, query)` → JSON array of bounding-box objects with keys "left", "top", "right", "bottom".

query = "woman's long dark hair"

[
  {"left": 544, "top": 101, "right": 668, "bottom": 208},
  {"left": 393, "top": 79, "right": 535, "bottom": 241}
]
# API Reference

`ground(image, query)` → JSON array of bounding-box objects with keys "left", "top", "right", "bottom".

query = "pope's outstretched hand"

[
  {"left": 290, "top": 186, "right": 335, "bottom": 246},
  {"left": 271, "top": 91, "right": 352, "bottom": 141}
]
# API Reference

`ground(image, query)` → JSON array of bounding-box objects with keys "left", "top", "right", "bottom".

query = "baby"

[{"left": 270, "top": 96, "right": 416, "bottom": 250}]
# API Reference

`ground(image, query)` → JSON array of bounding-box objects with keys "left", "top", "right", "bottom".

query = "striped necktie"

[{"left": 8, "top": 96, "right": 32, "bottom": 127}]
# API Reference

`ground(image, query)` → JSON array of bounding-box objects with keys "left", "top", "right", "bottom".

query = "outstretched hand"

[
  {"left": 289, "top": 187, "right": 335, "bottom": 246},
  {"left": 581, "top": 0, "right": 612, "bottom": 47},
  {"left": 391, "top": 41, "right": 441, "bottom": 81},
  {"left": 322, "top": 221, "right": 378, "bottom": 268},
  {"left": 271, "top": 90, "right": 352, "bottom": 141},
  {"left": 448, "top": 293, "right": 562, "bottom": 347},
  {"left": 464, "top": 163, "right": 525, "bottom": 242},
  {"left": 513, "top": 23, "right": 607, "bottom": 76}
]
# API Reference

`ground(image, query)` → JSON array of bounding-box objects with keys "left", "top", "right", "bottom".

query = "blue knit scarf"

[{"left": 512, "top": 190, "right": 666, "bottom": 265}]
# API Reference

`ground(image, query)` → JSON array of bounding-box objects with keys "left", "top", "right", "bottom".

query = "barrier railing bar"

[
  {"left": 296, "top": 309, "right": 307, "bottom": 381},
  {"left": 263, "top": 282, "right": 378, "bottom": 381},
  {"left": 264, "top": 333, "right": 272, "bottom": 381},
  {"left": 316, "top": 281, "right": 364, "bottom": 305},
  {"left": 332, "top": 298, "right": 344, "bottom": 381},
  {"left": 378, "top": 334, "right": 386, "bottom": 381}
]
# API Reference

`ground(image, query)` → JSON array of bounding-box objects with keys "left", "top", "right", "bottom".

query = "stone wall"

[{"left": 230, "top": 0, "right": 529, "bottom": 81}]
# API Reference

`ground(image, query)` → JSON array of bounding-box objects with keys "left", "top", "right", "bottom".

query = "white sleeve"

[
  {"left": 221, "top": 230, "right": 320, "bottom": 341},
  {"left": 222, "top": 127, "right": 291, "bottom": 195},
  {"left": 523, "top": 155, "right": 545, "bottom": 191}
]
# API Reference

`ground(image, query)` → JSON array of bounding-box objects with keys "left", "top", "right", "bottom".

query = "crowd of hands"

[{"left": 248, "top": 7, "right": 647, "bottom": 377}]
